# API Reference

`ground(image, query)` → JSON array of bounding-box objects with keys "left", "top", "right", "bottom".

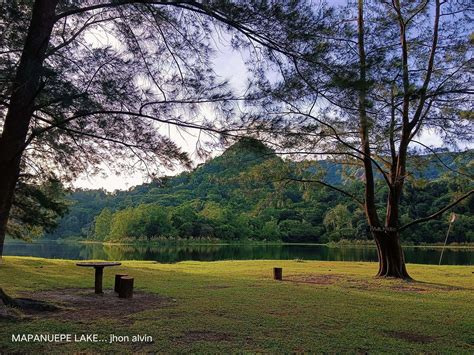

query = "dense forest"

[{"left": 46, "top": 139, "right": 473, "bottom": 244}]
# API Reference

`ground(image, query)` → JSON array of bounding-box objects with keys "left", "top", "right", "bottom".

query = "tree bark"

[
  {"left": 383, "top": 163, "right": 411, "bottom": 278},
  {"left": 357, "top": 0, "right": 379, "bottom": 227},
  {"left": 357, "top": 0, "right": 410, "bottom": 279},
  {"left": 0, "top": 0, "right": 58, "bottom": 261},
  {"left": 373, "top": 230, "right": 410, "bottom": 279}
]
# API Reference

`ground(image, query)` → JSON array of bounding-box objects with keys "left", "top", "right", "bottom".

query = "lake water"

[{"left": 3, "top": 240, "right": 473, "bottom": 265}]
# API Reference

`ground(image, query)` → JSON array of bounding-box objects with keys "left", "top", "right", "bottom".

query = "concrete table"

[{"left": 76, "top": 262, "right": 121, "bottom": 294}]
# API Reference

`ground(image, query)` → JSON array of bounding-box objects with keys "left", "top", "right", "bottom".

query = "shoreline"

[{"left": 5, "top": 238, "right": 474, "bottom": 249}]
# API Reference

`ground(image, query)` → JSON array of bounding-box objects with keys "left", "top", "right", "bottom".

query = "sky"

[
  {"left": 73, "top": 43, "right": 450, "bottom": 193},
  {"left": 73, "top": 132, "right": 446, "bottom": 192},
  {"left": 72, "top": 3, "right": 467, "bottom": 192},
  {"left": 74, "top": 36, "right": 249, "bottom": 191}
]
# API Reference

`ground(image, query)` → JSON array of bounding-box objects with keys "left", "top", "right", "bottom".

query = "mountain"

[
  {"left": 47, "top": 138, "right": 282, "bottom": 239},
  {"left": 46, "top": 140, "right": 473, "bottom": 244}
]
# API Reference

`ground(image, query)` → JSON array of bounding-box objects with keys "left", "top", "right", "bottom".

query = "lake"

[{"left": 3, "top": 240, "right": 473, "bottom": 265}]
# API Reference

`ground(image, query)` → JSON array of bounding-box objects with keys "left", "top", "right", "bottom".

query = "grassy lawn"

[{"left": 0, "top": 257, "right": 473, "bottom": 353}]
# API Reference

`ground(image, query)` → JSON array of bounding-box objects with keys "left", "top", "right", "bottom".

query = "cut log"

[
  {"left": 118, "top": 277, "right": 134, "bottom": 299},
  {"left": 273, "top": 267, "right": 283, "bottom": 281},
  {"left": 114, "top": 274, "right": 128, "bottom": 293}
]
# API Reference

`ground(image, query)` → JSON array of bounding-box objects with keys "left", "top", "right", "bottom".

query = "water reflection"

[{"left": 3, "top": 241, "right": 473, "bottom": 265}]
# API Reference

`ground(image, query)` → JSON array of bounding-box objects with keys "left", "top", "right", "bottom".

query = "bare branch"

[{"left": 410, "top": 140, "right": 474, "bottom": 180}]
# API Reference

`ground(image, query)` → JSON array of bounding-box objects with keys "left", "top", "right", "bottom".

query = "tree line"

[
  {"left": 45, "top": 140, "right": 473, "bottom": 244},
  {"left": 1, "top": 1, "right": 472, "bottom": 279}
]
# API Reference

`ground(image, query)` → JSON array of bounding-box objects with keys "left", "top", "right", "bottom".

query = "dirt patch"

[
  {"left": 354, "top": 279, "right": 434, "bottom": 294},
  {"left": 175, "top": 330, "right": 233, "bottom": 344},
  {"left": 344, "top": 279, "right": 371, "bottom": 290},
  {"left": 384, "top": 330, "right": 436, "bottom": 343},
  {"left": 389, "top": 285, "right": 431, "bottom": 294},
  {"left": 281, "top": 274, "right": 443, "bottom": 294},
  {"left": 203, "top": 285, "right": 231, "bottom": 290},
  {"left": 16, "top": 288, "right": 174, "bottom": 322},
  {"left": 267, "top": 310, "right": 292, "bottom": 317},
  {"left": 284, "top": 274, "right": 342, "bottom": 285},
  {"left": 0, "top": 304, "right": 23, "bottom": 321}
]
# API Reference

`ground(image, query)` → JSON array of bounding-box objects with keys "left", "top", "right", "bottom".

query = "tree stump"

[
  {"left": 114, "top": 274, "right": 128, "bottom": 293},
  {"left": 273, "top": 267, "right": 283, "bottom": 281},
  {"left": 118, "top": 277, "right": 134, "bottom": 299}
]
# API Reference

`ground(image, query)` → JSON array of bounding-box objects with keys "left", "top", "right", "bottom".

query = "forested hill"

[{"left": 46, "top": 139, "right": 473, "bottom": 244}]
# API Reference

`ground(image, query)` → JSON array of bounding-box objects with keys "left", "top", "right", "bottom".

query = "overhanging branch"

[
  {"left": 399, "top": 189, "right": 473, "bottom": 231},
  {"left": 281, "top": 177, "right": 364, "bottom": 207}
]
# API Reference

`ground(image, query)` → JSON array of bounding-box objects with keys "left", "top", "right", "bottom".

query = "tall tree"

[
  {"left": 0, "top": 0, "right": 326, "bottom": 260},
  {"left": 245, "top": 0, "right": 473, "bottom": 278}
]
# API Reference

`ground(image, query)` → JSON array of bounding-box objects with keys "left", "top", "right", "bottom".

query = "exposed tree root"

[{"left": 0, "top": 288, "right": 60, "bottom": 312}]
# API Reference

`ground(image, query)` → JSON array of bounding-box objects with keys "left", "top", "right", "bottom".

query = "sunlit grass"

[{"left": 1, "top": 257, "right": 473, "bottom": 353}]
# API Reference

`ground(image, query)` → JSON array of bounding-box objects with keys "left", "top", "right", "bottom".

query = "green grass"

[{"left": 1, "top": 257, "right": 473, "bottom": 353}]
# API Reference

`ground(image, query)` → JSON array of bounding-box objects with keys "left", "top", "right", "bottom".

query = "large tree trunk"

[
  {"left": 356, "top": 0, "right": 411, "bottom": 280},
  {"left": 0, "top": 0, "right": 58, "bottom": 261},
  {"left": 378, "top": 181, "right": 411, "bottom": 278},
  {"left": 373, "top": 230, "right": 410, "bottom": 279}
]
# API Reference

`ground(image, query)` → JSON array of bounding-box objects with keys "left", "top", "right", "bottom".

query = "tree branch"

[
  {"left": 47, "top": 14, "right": 120, "bottom": 57},
  {"left": 281, "top": 177, "right": 364, "bottom": 207},
  {"left": 409, "top": 0, "right": 441, "bottom": 130},
  {"left": 410, "top": 140, "right": 474, "bottom": 180},
  {"left": 399, "top": 189, "right": 474, "bottom": 231}
]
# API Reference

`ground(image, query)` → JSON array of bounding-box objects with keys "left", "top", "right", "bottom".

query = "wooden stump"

[
  {"left": 273, "top": 267, "right": 283, "bottom": 281},
  {"left": 118, "top": 277, "right": 134, "bottom": 299},
  {"left": 114, "top": 274, "right": 128, "bottom": 293}
]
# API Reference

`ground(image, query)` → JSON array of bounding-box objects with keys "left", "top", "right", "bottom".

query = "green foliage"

[
  {"left": 279, "top": 220, "right": 321, "bottom": 243},
  {"left": 260, "top": 220, "right": 281, "bottom": 241},
  {"left": 323, "top": 204, "right": 352, "bottom": 231},
  {"left": 46, "top": 140, "right": 473, "bottom": 244},
  {"left": 8, "top": 178, "right": 69, "bottom": 241},
  {"left": 105, "top": 204, "right": 174, "bottom": 241},
  {"left": 93, "top": 208, "right": 112, "bottom": 240}
]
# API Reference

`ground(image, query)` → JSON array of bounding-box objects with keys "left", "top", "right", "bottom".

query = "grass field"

[{"left": 0, "top": 257, "right": 473, "bottom": 353}]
